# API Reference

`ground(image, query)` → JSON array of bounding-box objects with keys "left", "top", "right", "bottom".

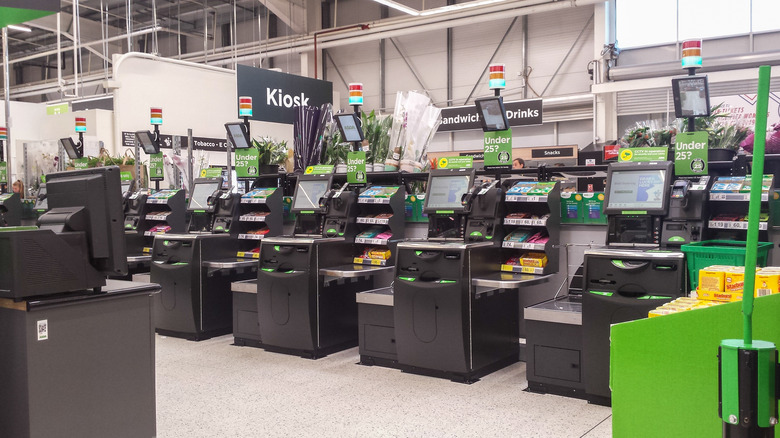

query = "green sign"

[
  {"left": 674, "top": 131, "right": 708, "bottom": 176},
  {"left": 483, "top": 128, "right": 512, "bottom": 168},
  {"left": 74, "top": 158, "right": 90, "bottom": 169},
  {"left": 46, "top": 103, "right": 69, "bottom": 115},
  {"left": 149, "top": 153, "right": 165, "bottom": 181},
  {"left": 618, "top": 147, "right": 668, "bottom": 162},
  {"left": 200, "top": 167, "right": 223, "bottom": 178},
  {"left": 347, "top": 151, "right": 367, "bottom": 184},
  {"left": 437, "top": 156, "right": 473, "bottom": 169},
  {"left": 304, "top": 165, "right": 334, "bottom": 175},
  {"left": 0, "top": 162, "right": 6, "bottom": 183},
  {"left": 120, "top": 171, "right": 133, "bottom": 181},
  {"left": 235, "top": 148, "right": 260, "bottom": 180}
]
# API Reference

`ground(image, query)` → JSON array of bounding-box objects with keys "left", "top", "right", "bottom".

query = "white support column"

[{"left": 592, "top": 0, "right": 618, "bottom": 143}]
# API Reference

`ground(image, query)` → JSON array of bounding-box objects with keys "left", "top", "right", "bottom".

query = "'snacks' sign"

[
  {"left": 237, "top": 65, "right": 333, "bottom": 125},
  {"left": 438, "top": 99, "right": 543, "bottom": 132}
]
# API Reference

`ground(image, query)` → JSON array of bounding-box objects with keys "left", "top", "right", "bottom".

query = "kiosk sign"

[
  {"left": 235, "top": 148, "right": 259, "bottom": 180},
  {"left": 347, "top": 151, "right": 367, "bottom": 184},
  {"left": 674, "top": 132, "right": 708, "bottom": 176},
  {"left": 149, "top": 153, "right": 164, "bottom": 180},
  {"left": 483, "top": 129, "right": 512, "bottom": 169}
]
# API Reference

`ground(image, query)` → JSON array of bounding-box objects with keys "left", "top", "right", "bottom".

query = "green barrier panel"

[{"left": 610, "top": 294, "right": 780, "bottom": 437}]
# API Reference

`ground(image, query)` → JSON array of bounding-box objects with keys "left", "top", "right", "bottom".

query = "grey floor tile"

[{"left": 156, "top": 334, "right": 612, "bottom": 437}]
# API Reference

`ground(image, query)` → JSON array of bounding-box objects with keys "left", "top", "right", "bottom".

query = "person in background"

[
  {"left": 12, "top": 180, "right": 24, "bottom": 199},
  {"left": 512, "top": 158, "right": 525, "bottom": 169}
]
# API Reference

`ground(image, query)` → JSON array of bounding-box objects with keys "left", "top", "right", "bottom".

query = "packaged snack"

[
  {"left": 698, "top": 266, "right": 726, "bottom": 293},
  {"left": 519, "top": 252, "right": 547, "bottom": 268}
]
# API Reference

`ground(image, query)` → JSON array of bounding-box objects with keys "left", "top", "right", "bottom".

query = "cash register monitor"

[
  {"left": 292, "top": 174, "right": 333, "bottom": 213},
  {"left": 672, "top": 75, "right": 711, "bottom": 118},
  {"left": 424, "top": 168, "right": 475, "bottom": 213},
  {"left": 474, "top": 97, "right": 509, "bottom": 132},
  {"left": 59, "top": 137, "right": 81, "bottom": 159},
  {"left": 134, "top": 130, "right": 161, "bottom": 154},
  {"left": 225, "top": 122, "right": 251, "bottom": 149},
  {"left": 188, "top": 179, "right": 221, "bottom": 211},
  {"left": 40, "top": 166, "right": 128, "bottom": 276},
  {"left": 603, "top": 161, "right": 673, "bottom": 216},
  {"left": 34, "top": 184, "right": 48, "bottom": 211},
  {"left": 334, "top": 114, "right": 365, "bottom": 142}
]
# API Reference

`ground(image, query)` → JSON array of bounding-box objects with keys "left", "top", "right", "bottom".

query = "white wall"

[
  {"left": 112, "top": 53, "right": 294, "bottom": 187},
  {"left": 323, "top": 5, "right": 597, "bottom": 152}
]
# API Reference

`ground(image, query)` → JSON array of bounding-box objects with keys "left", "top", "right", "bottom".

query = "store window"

[{"left": 616, "top": 0, "right": 780, "bottom": 49}]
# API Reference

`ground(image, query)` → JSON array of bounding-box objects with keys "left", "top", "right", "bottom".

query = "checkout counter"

[
  {"left": 248, "top": 173, "right": 392, "bottom": 358},
  {"left": 150, "top": 178, "right": 261, "bottom": 340},
  {"left": 122, "top": 188, "right": 186, "bottom": 279},
  {"left": 526, "top": 161, "right": 688, "bottom": 405},
  {"left": 0, "top": 192, "right": 21, "bottom": 226},
  {"left": 359, "top": 168, "right": 554, "bottom": 382},
  {"left": 0, "top": 167, "right": 158, "bottom": 438}
]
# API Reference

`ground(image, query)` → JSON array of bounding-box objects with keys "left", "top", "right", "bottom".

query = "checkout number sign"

[
  {"left": 483, "top": 129, "right": 512, "bottom": 169},
  {"left": 674, "top": 132, "right": 708, "bottom": 176}
]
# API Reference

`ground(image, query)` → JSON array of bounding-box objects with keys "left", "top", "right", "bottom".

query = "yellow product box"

[
  {"left": 755, "top": 271, "right": 780, "bottom": 296},
  {"left": 649, "top": 309, "right": 675, "bottom": 318},
  {"left": 697, "top": 290, "right": 743, "bottom": 302},
  {"left": 724, "top": 269, "right": 745, "bottom": 293},
  {"left": 519, "top": 252, "right": 548, "bottom": 268},
  {"left": 368, "top": 249, "right": 392, "bottom": 260},
  {"left": 698, "top": 267, "right": 726, "bottom": 293}
]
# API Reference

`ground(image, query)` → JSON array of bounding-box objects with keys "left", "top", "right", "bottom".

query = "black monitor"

[
  {"left": 40, "top": 166, "right": 128, "bottom": 277},
  {"left": 135, "top": 130, "right": 161, "bottom": 154},
  {"left": 59, "top": 137, "right": 81, "bottom": 159},
  {"left": 34, "top": 184, "right": 48, "bottom": 211},
  {"left": 475, "top": 97, "right": 509, "bottom": 132},
  {"left": 188, "top": 178, "right": 222, "bottom": 211},
  {"left": 604, "top": 161, "right": 673, "bottom": 215},
  {"left": 672, "top": 75, "right": 711, "bottom": 118},
  {"left": 423, "top": 168, "right": 476, "bottom": 213},
  {"left": 334, "top": 113, "right": 364, "bottom": 142},
  {"left": 120, "top": 179, "right": 135, "bottom": 194},
  {"left": 225, "top": 122, "right": 251, "bottom": 149},
  {"left": 292, "top": 174, "right": 333, "bottom": 213}
]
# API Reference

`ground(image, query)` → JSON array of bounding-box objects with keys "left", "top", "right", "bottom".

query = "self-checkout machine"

[
  {"left": 150, "top": 111, "right": 260, "bottom": 340},
  {"left": 0, "top": 167, "right": 158, "bottom": 438},
  {"left": 121, "top": 109, "right": 186, "bottom": 280},
  {"left": 253, "top": 89, "right": 393, "bottom": 358},
  {"left": 222, "top": 98, "right": 287, "bottom": 346}
]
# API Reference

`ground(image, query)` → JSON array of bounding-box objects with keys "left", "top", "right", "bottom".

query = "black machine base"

[
  {"left": 586, "top": 394, "right": 612, "bottom": 407},
  {"left": 233, "top": 337, "right": 264, "bottom": 349},
  {"left": 359, "top": 355, "right": 400, "bottom": 369},
  {"left": 525, "top": 382, "right": 587, "bottom": 400},
  {"left": 254, "top": 339, "right": 359, "bottom": 360},
  {"left": 156, "top": 326, "right": 232, "bottom": 342},
  {"left": 399, "top": 354, "right": 518, "bottom": 384}
]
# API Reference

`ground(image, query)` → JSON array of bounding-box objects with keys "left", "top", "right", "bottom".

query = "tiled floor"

[{"left": 156, "top": 335, "right": 612, "bottom": 437}]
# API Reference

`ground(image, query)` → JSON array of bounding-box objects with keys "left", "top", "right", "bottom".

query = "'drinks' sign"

[
  {"left": 237, "top": 65, "right": 333, "bottom": 125},
  {"left": 439, "top": 99, "right": 543, "bottom": 132}
]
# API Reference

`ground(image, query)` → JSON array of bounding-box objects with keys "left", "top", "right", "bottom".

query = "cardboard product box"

[
  {"left": 755, "top": 270, "right": 780, "bottom": 296},
  {"left": 519, "top": 252, "right": 548, "bottom": 268},
  {"left": 724, "top": 268, "right": 745, "bottom": 293},
  {"left": 698, "top": 267, "right": 726, "bottom": 293},
  {"left": 560, "top": 192, "right": 582, "bottom": 224},
  {"left": 581, "top": 192, "right": 607, "bottom": 224},
  {"left": 696, "top": 290, "right": 743, "bottom": 302}
]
